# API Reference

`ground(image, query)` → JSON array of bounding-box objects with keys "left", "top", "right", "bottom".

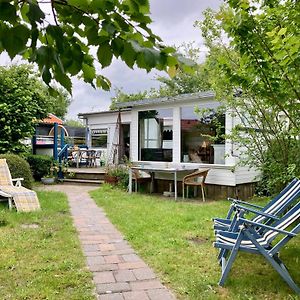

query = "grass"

[
  {"left": 90, "top": 185, "right": 300, "bottom": 300},
  {"left": 0, "top": 190, "right": 94, "bottom": 300}
]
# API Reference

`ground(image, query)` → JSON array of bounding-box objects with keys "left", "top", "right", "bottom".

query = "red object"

[{"left": 40, "top": 113, "right": 63, "bottom": 125}]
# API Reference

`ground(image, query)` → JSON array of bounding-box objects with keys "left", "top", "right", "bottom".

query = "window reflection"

[
  {"left": 139, "top": 109, "right": 173, "bottom": 161},
  {"left": 181, "top": 106, "right": 225, "bottom": 164}
]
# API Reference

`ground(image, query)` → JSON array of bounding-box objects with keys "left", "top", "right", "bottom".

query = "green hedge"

[
  {"left": 26, "top": 154, "right": 53, "bottom": 180},
  {"left": 0, "top": 154, "right": 33, "bottom": 189}
]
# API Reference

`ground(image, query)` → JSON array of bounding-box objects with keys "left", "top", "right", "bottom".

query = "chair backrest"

[
  {"left": 262, "top": 200, "right": 300, "bottom": 245},
  {"left": 199, "top": 169, "right": 209, "bottom": 183},
  {"left": 0, "top": 159, "right": 13, "bottom": 186},
  {"left": 254, "top": 178, "right": 300, "bottom": 223},
  {"left": 132, "top": 169, "right": 141, "bottom": 180}
]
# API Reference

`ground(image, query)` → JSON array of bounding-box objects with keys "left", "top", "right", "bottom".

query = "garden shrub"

[
  {"left": 257, "top": 139, "right": 300, "bottom": 195},
  {"left": 26, "top": 154, "right": 53, "bottom": 180},
  {"left": 0, "top": 154, "right": 33, "bottom": 189},
  {"left": 105, "top": 164, "right": 129, "bottom": 190}
]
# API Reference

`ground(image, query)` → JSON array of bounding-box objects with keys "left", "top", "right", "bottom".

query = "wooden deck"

[{"left": 68, "top": 167, "right": 106, "bottom": 174}]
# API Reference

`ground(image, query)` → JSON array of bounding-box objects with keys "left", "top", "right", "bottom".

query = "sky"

[{"left": 0, "top": 0, "right": 222, "bottom": 119}]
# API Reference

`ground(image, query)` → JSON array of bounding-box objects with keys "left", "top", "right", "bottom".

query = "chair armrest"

[
  {"left": 227, "top": 197, "right": 264, "bottom": 209},
  {"left": 234, "top": 204, "right": 279, "bottom": 220},
  {"left": 183, "top": 169, "right": 209, "bottom": 181},
  {"left": 12, "top": 178, "right": 24, "bottom": 187},
  {"left": 238, "top": 218, "right": 297, "bottom": 237}
]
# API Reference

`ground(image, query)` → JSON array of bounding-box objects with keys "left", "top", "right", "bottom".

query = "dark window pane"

[{"left": 138, "top": 109, "right": 173, "bottom": 162}]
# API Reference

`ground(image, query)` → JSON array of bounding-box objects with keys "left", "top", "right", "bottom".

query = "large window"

[
  {"left": 91, "top": 129, "right": 108, "bottom": 148},
  {"left": 139, "top": 109, "right": 173, "bottom": 161},
  {"left": 181, "top": 105, "right": 225, "bottom": 164}
]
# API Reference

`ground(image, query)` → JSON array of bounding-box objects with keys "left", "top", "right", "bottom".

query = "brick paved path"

[{"left": 42, "top": 184, "right": 175, "bottom": 300}]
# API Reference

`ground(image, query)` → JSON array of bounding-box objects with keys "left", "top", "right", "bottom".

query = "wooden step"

[{"left": 63, "top": 178, "right": 104, "bottom": 185}]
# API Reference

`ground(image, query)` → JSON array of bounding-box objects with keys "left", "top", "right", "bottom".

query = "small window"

[{"left": 91, "top": 129, "right": 108, "bottom": 148}]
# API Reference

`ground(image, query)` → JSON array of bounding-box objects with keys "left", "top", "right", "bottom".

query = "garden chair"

[
  {"left": 132, "top": 169, "right": 151, "bottom": 192},
  {"left": 213, "top": 178, "right": 300, "bottom": 232},
  {"left": 214, "top": 200, "right": 300, "bottom": 294},
  {"left": 0, "top": 159, "right": 40, "bottom": 212},
  {"left": 182, "top": 169, "right": 209, "bottom": 201}
]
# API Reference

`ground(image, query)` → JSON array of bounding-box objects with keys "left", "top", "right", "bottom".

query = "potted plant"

[
  {"left": 41, "top": 162, "right": 59, "bottom": 184},
  {"left": 104, "top": 164, "right": 129, "bottom": 187}
]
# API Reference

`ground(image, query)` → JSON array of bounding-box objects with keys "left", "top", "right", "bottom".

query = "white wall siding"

[
  {"left": 173, "top": 107, "right": 181, "bottom": 163},
  {"left": 235, "top": 166, "right": 260, "bottom": 184},
  {"left": 131, "top": 111, "right": 139, "bottom": 161}
]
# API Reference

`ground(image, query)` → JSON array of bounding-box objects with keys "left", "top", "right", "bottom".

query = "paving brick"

[
  {"left": 114, "top": 270, "right": 136, "bottom": 282},
  {"left": 89, "top": 264, "right": 119, "bottom": 272},
  {"left": 86, "top": 255, "right": 105, "bottom": 266},
  {"left": 82, "top": 244, "right": 99, "bottom": 252},
  {"left": 99, "top": 243, "right": 116, "bottom": 251},
  {"left": 130, "top": 280, "right": 164, "bottom": 291},
  {"left": 100, "top": 249, "right": 135, "bottom": 256},
  {"left": 118, "top": 262, "right": 147, "bottom": 270},
  {"left": 104, "top": 255, "right": 123, "bottom": 264},
  {"left": 96, "top": 282, "right": 131, "bottom": 294},
  {"left": 122, "top": 254, "right": 142, "bottom": 263},
  {"left": 123, "top": 291, "right": 149, "bottom": 300},
  {"left": 147, "top": 288, "right": 175, "bottom": 300},
  {"left": 99, "top": 293, "right": 124, "bottom": 300},
  {"left": 94, "top": 271, "right": 116, "bottom": 284},
  {"left": 132, "top": 268, "right": 156, "bottom": 280}
]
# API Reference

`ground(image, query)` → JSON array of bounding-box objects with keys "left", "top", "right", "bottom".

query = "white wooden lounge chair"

[{"left": 0, "top": 159, "right": 40, "bottom": 212}]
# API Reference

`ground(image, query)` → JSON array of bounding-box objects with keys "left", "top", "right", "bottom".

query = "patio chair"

[
  {"left": 182, "top": 169, "right": 209, "bottom": 201},
  {"left": 0, "top": 159, "right": 40, "bottom": 212},
  {"left": 132, "top": 169, "right": 151, "bottom": 192},
  {"left": 214, "top": 200, "right": 300, "bottom": 294},
  {"left": 213, "top": 178, "right": 300, "bottom": 232}
]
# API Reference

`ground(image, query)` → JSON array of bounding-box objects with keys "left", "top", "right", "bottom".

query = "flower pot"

[
  {"left": 41, "top": 177, "right": 55, "bottom": 184},
  {"left": 104, "top": 175, "right": 118, "bottom": 185}
]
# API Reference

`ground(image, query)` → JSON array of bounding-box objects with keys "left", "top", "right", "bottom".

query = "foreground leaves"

[{"left": 0, "top": 0, "right": 186, "bottom": 92}]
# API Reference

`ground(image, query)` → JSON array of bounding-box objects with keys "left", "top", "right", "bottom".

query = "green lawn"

[
  {"left": 90, "top": 185, "right": 300, "bottom": 300},
  {"left": 0, "top": 191, "right": 94, "bottom": 300}
]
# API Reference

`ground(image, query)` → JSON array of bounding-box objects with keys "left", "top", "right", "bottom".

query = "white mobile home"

[{"left": 79, "top": 91, "right": 259, "bottom": 199}]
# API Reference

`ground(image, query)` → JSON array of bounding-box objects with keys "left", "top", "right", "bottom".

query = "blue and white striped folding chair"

[
  {"left": 213, "top": 178, "right": 300, "bottom": 232},
  {"left": 214, "top": 200, "right": 300, "bottom": 294}
]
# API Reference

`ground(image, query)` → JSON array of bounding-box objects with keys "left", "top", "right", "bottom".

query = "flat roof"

[
  {"left": 78, "top": 91, "right": 216, "bottom": 117},
  {"left": 78, "top": 108, "right": 131, "bottom": 117},
  {"left": 114, "top": 91, "right": 215, "bottom": 109}
]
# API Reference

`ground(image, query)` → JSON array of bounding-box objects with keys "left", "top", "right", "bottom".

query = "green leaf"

[
  {"left": 42, "top": 66, "right": 51, "bottom": 85},
  {"left": 102, "top": 21, "right": 116, "bottom": 35},
  {"left": 68, "top": 0, "right": 89, "bottom": 9},
  {"left": 90, "top": 0, "right": 106, "bottom": 10},
  {"left": 27, "top": 3, "right": 45, "bottom": 24},
  {"left": 46, "top": 25, "right": 64, "bottom": 52},
  {"left": 168, "top": 66, "right": 177, "bottom": 78},
  {"left": 96, "top": 75, "right": 111, "bottom": 90},
  {"left": 97, "top": 43, "right": 113, "bottom": 68},
  {"left": 86, "top": 25, "right": 99, "bottom": 45},
  {"left": 3, "top": 25, "right": 30, "bottom": 58},
  {"left": 0, "top": 2, "right": 17, "bottom": 22},
  {"left": 111, "top": 38, "right": 124, "bottom": 57},
  {"left": 54, "top": 69, "right": 72, "bottom": 94},
  {"left": 82, "top": 63, "right": 96, "bottom": 83},
  {"left": 277, "top": 28, "right": 287, "bottom": 36},
  {"left": 142, "top": 49, "right": 157, "bottom": 69},
  {"left": 121, "top": 42, "right": 136, "bottom": 68}
]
